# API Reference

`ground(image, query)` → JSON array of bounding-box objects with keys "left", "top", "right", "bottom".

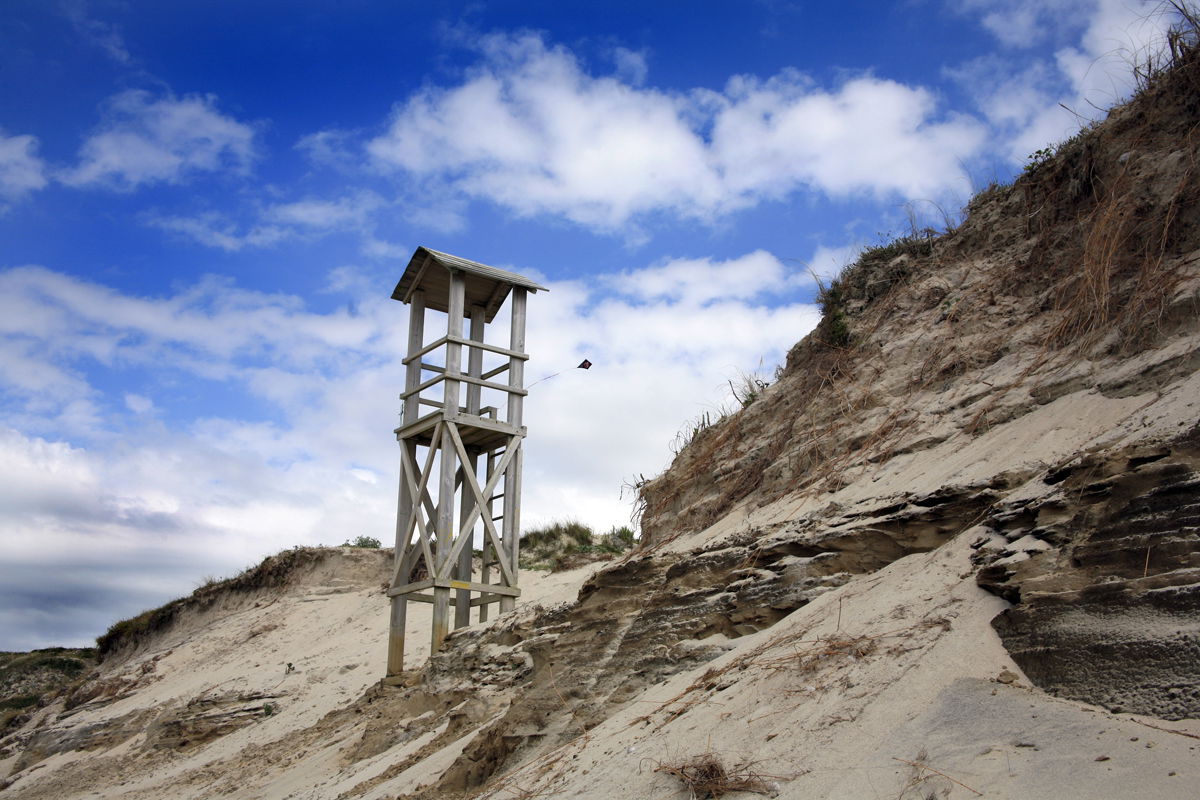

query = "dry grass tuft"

[
  {"left": 894, "top": 753, "right": 983, "bottom": 798},
  {"left": 757, "top": 634, "right": 878, "bottom": 674},
  {"left": 654, "top": 753, "right": 775, "bottom": 799}
]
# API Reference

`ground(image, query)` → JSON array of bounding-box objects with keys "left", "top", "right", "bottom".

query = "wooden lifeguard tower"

[{"left": 386, "top": 247, "right": 546, "bottom": 676}]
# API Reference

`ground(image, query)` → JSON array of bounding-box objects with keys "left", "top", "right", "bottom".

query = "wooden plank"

[
  {"left": 393, "top": 447, "right": 424, "bottom": 581},
  {"left": 455, "top": 306, "right": 486, "bottom": 630},
  {"left": 441, "top": 425, "right": 519, "bottom": 588},
  {"left": 392, "top": 440, "right": 425, "bottom": 586},
  {"left": 456, "top": 373, "right": 528, "bottom": 395},
  {"left": 451, "top": 412, "right": 519, "bottom": 438},
  {"left": 390, "top": 289, "right": 425, "bottom": 678},
  {"left": 471, "top": 592, "right": 518, "bottom": 607},
  {"left": 400, "top": 371, "right": 527, "bottom": 401},
  {"left": 400, "top": 372, "right": 447, "bottom": 401},
  {"left": 447, "top": 579, "right": 519, "bottom": 596},
  {"left": 442, "top": 273, "right": 465, "bottom": 416},
  {"left": 401, "top": 334, "right": 449, "bottom": 365},
  {"left": 465, "top": 306, "right": 485, "bottom": 413},
  {"left": 402, "top": 292, "right": 426, "bottom": 425},
  {"left": 387, "top": 579, "right": 434, "bottom": 596},
  {"left": 394, "top": 410, "right": 439, "bottom": 437},
  {"left": 395, "top": 591, "right": 517, "bottom": 606},
  {"left": 445, "top": 335, "right": 529, "bottom": 360},
  {"left": 483, "top": 278, "right": 511, "bottom": 320},
  {"left": 485, "top": 447, "right": 499, "bottom": 619},
  {"left": 421, "top": 398, "right": 498, "bottom": 414},
  {"left": 455, "top": 456, "right": 477, "bottom": 629},
  {"left": 442, "top": 424, "right": 518, "bottom": 584},
  {"left": 501, "top": 446, "right": 523, "bottom": 613},
  {"left": 400, "top": 250, "right": 433, "bottom": 304},
  {"left": 501, "top": 287, "right": 527, "bottom": 613},
  {"left": 387, "top": 581, "right": 520, "bottom": 599},
  {"left": 432, "top": 274, "right": 465, "bottom": 654},
  {"left": 480, "top": 448, "right": 498, "bottom": 622},
  {"left": 387, "top": 595, "right": 406, "bottom": 675},
  {"left": 481, "top": 363, "right": 509, "bottom": 380},
  {"left": 391, "top": 424, "right": 441, "bottom": 588}
]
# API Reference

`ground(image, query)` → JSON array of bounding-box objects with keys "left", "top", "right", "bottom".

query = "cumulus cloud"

[
  {"left": 616, "top": 250, "right": 801, "bottom": 306},
  {"left": 367, "top": 32, "right": 985, "bottom": 230},
  {"left": 957, "top": 0, "right": 1178, "bottom": 163},
  {"left": 807, "top": 243, "right": 861, "bottom": 285},
  {"left": 958, "top": 0, "right": 1091, "bottom": 47},
  {"left": 60, "top": 90, "right": 257, "bottom": 189},
  {"left": 709, "top": 73, "right": 984, "bottom": 202},
  {"left": 0, "top": 131, "right": 48, "bottom": 209},
  {"left": 0, "top": 250, "right": 819, "bottom": 647}
]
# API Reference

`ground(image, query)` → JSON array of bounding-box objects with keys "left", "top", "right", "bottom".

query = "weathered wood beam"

[
  {"left": 445, "top": 335, "right": 529, "bottom": 360},
  {"left": 501, "top": 287, "right": 527, "bottom": 612},
  {"left": 455, "top": 306, "right": 486, "bottom": 629},
  {"left": 431, "top": 272, "right": 465, "bottom": 652},
  {"left": 401, "top": 334, "right": 449, "bottom": 365},
  {"left": 441, "top": 424, "right": 519, "bottom": 588},
  {"left": 401, "top": 371, "right": 529, "bottom": 401},
  {"left": 387, "top": 579, "right": 520, "bottom": 598}
]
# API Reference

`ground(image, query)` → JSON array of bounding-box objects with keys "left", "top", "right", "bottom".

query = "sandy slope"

[
  {"left": 0, "top": 550, "right": 600, "bottom": 799},
  {"left": 474, "top": 535, "right": 1198, "bottom": 800},
  {"left": 3, "top": 518, "right": 1197, "bottom": 799}
]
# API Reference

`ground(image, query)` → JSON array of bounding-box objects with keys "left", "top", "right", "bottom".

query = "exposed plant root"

[{"left": 653, "top": 753, "right": 776, "bottom": 799}]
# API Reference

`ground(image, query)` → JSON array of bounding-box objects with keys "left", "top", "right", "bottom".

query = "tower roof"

[{"left": 391, "top": 247, "right": 547, "bottom": 322}]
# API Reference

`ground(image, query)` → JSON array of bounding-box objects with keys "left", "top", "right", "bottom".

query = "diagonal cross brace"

[
  {"left": 392, "top": 422, "right": 442, "bottom": 588},
  {"left": 440, "top": 423, "right": 521, "bottom": 588}
]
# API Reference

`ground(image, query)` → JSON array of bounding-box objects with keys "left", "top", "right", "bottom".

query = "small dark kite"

[{"left": 577, "top": 359, "right": 592, "bottom": 369}]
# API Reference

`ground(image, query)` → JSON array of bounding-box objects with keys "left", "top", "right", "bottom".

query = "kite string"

[
  {"left": 527, "top": 360, "right": 590, "bottom": 388},
  {"left": 527, "top": 371, "right": 563, "bottom": 388}
]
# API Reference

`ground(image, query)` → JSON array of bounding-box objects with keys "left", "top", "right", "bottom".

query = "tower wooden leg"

[
  {"left": 431, "top": 588, "right": 450, "bottom": 652},
  {"left": 387, "top": 595, "right": 407, "bottom": 676}
]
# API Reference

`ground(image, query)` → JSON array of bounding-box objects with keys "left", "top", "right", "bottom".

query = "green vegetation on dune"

[
  {"left": 519, "top": 520, "right": 636, "bottom": 571},
  {"left": 0, "top": 647, "right": 97, "bottom": 733},
  {"left": 95, "top": 546, "right": 333, "bottom": 660}
]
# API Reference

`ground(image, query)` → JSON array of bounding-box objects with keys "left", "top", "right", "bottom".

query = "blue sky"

[{"left": 0, "top": 0, "right": 1180, "bottom": 649}]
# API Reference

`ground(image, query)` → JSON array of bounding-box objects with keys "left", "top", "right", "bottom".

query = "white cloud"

[
  {"left": 360, "top": 237, "right": 410, "bottom": 260},
  {"left": 616, "top": 250, "right": 801, "bottom": 306},
  {"left": 149, "top": 213, "right": 290, "bottom": 251},
  {"left": 151, "top": 192, "right": 386, "bottom": 251},
  {"left": 62, "top": 0, "right": 132, "bottom": 64},
  {"left": 958, "top": 0, "right": 1178, "bottom": 163},
  {"left": 0, "top": 251, "right": 819, "bottom": 645},
  {"left": 1056, "top": 0, "right": 1175, "bottom": 103},
  {"left": 959, "top": 0, "right": 1091, "bottom": 47},
  {"left": 709, "top": 73, "right": 985, "bottom": 202},
  {"left": 60, "top": 90, "right": 257, "bottom": 189},
  {"left": 295, "top": 129, "right": 359, "bottom": 171},
  {"left": 124, "top": 393, "right": 154, "bottom": 414},
  {"left": 0, "top": 131, "right": 48, "bottom": 209},
  {"left": 807, "top": 243, "right": 861, "bottom": 285},
  {"left": 367, "top": 32, "right": 985, "bottom": 230},
  {"left": 264, "top": 192, "right": 383, "bottom": 230},
  {"left": 611, "top": 46, "right": 649, "bottom": 86}
]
